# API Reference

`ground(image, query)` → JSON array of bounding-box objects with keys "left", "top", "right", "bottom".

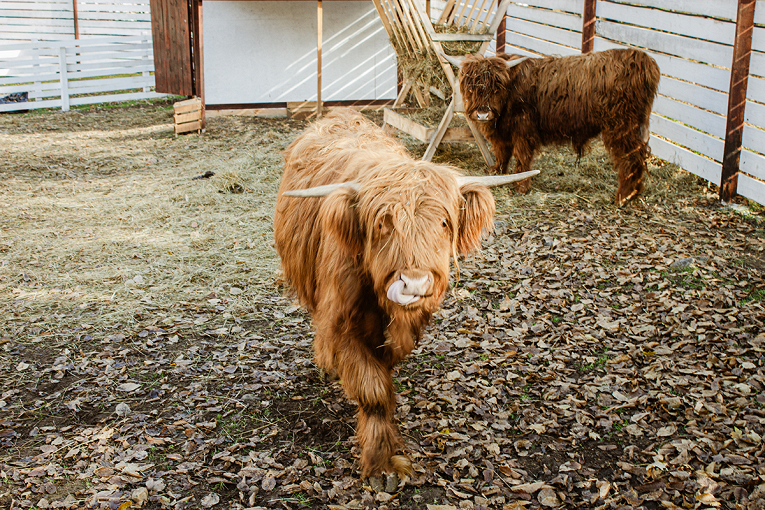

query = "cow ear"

[
  {"left": 319, "top": 187, "right": 363, "bottom": 254},
  {"left": 457, "top": 183, "right": 496, "bottom": 255}
]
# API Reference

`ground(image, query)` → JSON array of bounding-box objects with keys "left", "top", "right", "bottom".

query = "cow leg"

[
  {"left": 335, "top": 342, "right": 411, "bottom": 479},
  {"left": 512, "top": 138, "right": 536, "bottom": 194},
  {"left": 488, "top": 138, "right": 514, "bottom": 175},
  {"left": 603, "top": 129, "right": 649, "bottom": 206}
]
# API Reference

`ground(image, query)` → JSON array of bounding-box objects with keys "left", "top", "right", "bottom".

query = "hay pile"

[
  {"left": 392, "top": 23, "right": 487, "bottom": 104},
  {"left": 0, "top": 101, "right": 301, "bottom": 337}
]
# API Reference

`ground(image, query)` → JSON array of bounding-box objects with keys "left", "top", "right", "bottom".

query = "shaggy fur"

[
  {"left": 273, "top": 108, "right": 496, "bottom": 478},
  {"left": 458, "top": 48, "right": 661, "bottom": 205}
]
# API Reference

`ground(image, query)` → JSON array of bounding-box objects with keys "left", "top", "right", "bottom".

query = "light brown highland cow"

[
  {"left": 273, "top": 108, "right": 536, "bottom": 483},
  {"left": 450, "top": 48, "right": 660, "bottom": 206}
]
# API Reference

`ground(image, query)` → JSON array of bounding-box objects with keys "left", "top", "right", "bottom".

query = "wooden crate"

[{"left": 174, "top": 97, "right": 204, "bottom": 135}]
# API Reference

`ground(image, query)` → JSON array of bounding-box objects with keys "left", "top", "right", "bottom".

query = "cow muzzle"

[
  {"left": 386, "top": 272, "right": 432, "bottom": 306},
  {"left": 472, "top": 110, "right": 494, "bottom": 122}
]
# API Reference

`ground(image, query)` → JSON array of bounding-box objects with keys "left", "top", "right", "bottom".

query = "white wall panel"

[{"left": 203, "top": 1, "right": 396, "bottom": 104}]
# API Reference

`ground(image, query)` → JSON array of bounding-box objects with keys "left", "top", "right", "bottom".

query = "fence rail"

[
  {"left": 0, "top": 36, "right": 164, "bottom": 112},
  {"left": 499, "top": 0, "right": 765, "bottom": 206},
  {"left": 0, "top": 0, "right": 151, "bottom": 44}
]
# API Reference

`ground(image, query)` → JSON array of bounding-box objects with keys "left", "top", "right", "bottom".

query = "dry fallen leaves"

[{"left": 1, "top": 103, "right": 764, "bottom": 509}]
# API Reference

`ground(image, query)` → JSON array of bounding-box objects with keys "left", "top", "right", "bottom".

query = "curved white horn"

[
  {"left": 282, "top": 181, "right": 360, "bottom": 197},
  {"left": 439, "top": 52, "right": 465, "bottom": 68},
  {"left": 457, "top": 170, "right": 540, "bottom": 187},
  {"left": 505, "top": 56, "right": 529, "bottom": 69}
]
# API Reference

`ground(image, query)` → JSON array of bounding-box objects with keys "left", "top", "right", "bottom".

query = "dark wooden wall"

[{"left": 150, "top": 0, "right": 194, "bottom": 96}]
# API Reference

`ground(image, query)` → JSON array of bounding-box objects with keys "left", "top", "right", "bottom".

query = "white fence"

[
  {"left": 0, "top": 0, "right": 152, "bottom": 45},
  {"left": 0, "top": 36, "right": 164, "bottom": 112},
  {"left": 500, "top": 0, "right": 765, "bottom": 206}
]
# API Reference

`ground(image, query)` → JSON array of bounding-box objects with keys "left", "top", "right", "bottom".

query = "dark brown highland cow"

[
  {"left": 453, "top": 48, "right": 660, "bottom": 206},
  {"left": 273, "top": 108, "right": 537, "bottom": 483}
]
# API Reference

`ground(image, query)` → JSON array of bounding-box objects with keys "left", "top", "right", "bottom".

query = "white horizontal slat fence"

[
  {"left": 0, "top": 0, "right": 151, "bottom": 45},
  {"left": 496, "top": 0, "right": 765, "bottom": 206},
  {"left": 0, "top": 36, "right": 165, "bottom": 112},
  {"left": 502, "top": 1, "right": 583, "bottom": 57},
  {"left": 740, "top": 16, "right": 765, "bottom": 200},
  {"left": 592, "top": 0, "right": 737, "bottom": 191}
]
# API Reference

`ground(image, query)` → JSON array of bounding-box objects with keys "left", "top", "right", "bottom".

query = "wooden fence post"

[
  {"left": 581, "top": 0, "right": 596, "bottom": 53},
  {"left": 192, "top": 0, "right": 205, "bottom": 129},
  {"left": 72, "top": 0, "right": 80, "bottom": 39},
  {"left": 720, "top": 0, "right": 756, "bottom": 203},
  {"left": 497, "top": 14, "right": 506, "bottom": 54},
  {"left": 317, "top": 0, "right": 323, "bottom": 118}
]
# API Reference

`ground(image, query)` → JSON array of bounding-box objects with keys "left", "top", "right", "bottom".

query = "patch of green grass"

[
  {"left": 218, "top": 413, "right": 250, "bottom": 440},
  {"left": 660, "top": 267, "right": 712, "bottom": 291},
  {"left": 613, "top": 419, "right": 628, "bottom": 432},
  {"left": 295, "top": 492, "right": 311, "bottom": 507},
  {"left": 580, "top": 350, "right": 611, "bottom": 373},
  {"left": 741, "top": 287, "right": 765, "bottom": 304}
]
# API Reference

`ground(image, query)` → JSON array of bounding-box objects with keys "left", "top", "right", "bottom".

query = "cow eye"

[{"left": 442, "top": 219, "right": 448, "bottom": 228}]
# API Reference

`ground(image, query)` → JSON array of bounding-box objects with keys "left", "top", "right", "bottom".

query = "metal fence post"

[
  {"left": 59, "top": 46, "right": 70, "bottom": 112},
  {"left": 720, "top": 0, "right": 756, "bottom": 203}
]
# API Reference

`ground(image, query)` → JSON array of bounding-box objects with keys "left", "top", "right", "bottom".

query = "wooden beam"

[
  {"left": 442, "top": 127, "right": 473, "bottom": 143},
  {"left": 317, "top": 0, "right": 323, "bottom": 118},
  {"left": 423, "top": 99, "right": 455, "bottom": 161},
  {"left": 720, "top": 0, "right": 756, "bottom": 203},
  {"left": 72, "top": 0, "right": 79, "bottom": 39},
  {"left": 430, "top": 33, "right": 492, "bottom": 41},
  {"left": 175, "top": 120, "right": 202, "bottom": 134},
  {"left": 384, "top": 108, "right": 435, "bottom": 143},
  {"left": 497, "top": 14, "right": 506, "bottom": 54},
  {"left": 581, "top": 0, "right": 596, "bottom": 53},
  {"left": 192, "top": 0, "right": 205, "bottom": 129},
  {"left": 174, "top": 97, "right": 202, "bottom": 114}
]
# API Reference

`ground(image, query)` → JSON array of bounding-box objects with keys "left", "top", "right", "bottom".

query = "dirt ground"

[{"left": 1, "top": 99, "right": 765, "bottom": 510}]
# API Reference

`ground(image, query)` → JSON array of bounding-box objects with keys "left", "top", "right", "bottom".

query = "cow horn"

[
  {"left": 504, "top": 56, "right": 529, "bottom": 69},
  {"left": 439, "top": 52, "right": 465, "bottom": 68},
  {"left": 282, "top": 181, "right": 361, "bottom": 197},
  {"left": 457, "top": 170, "right": 540, "bottom": 187}
]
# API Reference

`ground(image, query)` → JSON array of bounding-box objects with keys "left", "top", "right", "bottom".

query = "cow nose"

[
  {"left": 475, "top": 112, "right": 490, "bottom": 121},
  {"left": 386, "top": 272, "right": 432, "bottom": 306},
  {"left": 400, "top": 273, "right": 431, "bottom": 296}
]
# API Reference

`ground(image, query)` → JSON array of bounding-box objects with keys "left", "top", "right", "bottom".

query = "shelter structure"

[{"left": 149, "top": 0, "right": 397, "bottom": 120}]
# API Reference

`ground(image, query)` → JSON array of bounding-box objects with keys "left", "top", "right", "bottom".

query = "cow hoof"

[
  {"left": 366, "top": 472, "right": 400, "bottom": 493},
  {"left": 487, "top": 164, "right": 502, "bottom": 175},
  {"left": 515, "top": 178, "right": 531, "bottom": 194},
  {"left": 318, "top": 368, "right": 339, "bottom": 381}
]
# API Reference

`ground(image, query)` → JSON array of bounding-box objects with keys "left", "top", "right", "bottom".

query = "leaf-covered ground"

[{"left": 1, "top": 101, "right": 764, "bottom": 510}]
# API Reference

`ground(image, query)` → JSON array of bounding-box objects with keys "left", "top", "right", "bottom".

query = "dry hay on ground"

[
  {"left": 1, "top": 100, "right": 765, "bottom": 510},
  {"left": 0, "top": 100, "right": 298, "bottom": 335}
]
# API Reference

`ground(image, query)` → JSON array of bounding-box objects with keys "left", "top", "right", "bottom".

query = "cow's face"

[
  {"left": 459, "top": 54, "right": 524, "bottom": 125},
  {"left": 318, "top": 163, "right": 494, "bottom": 315},
  {"left": 464, "top": 90, "right": 504, "bottom": 123}
]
